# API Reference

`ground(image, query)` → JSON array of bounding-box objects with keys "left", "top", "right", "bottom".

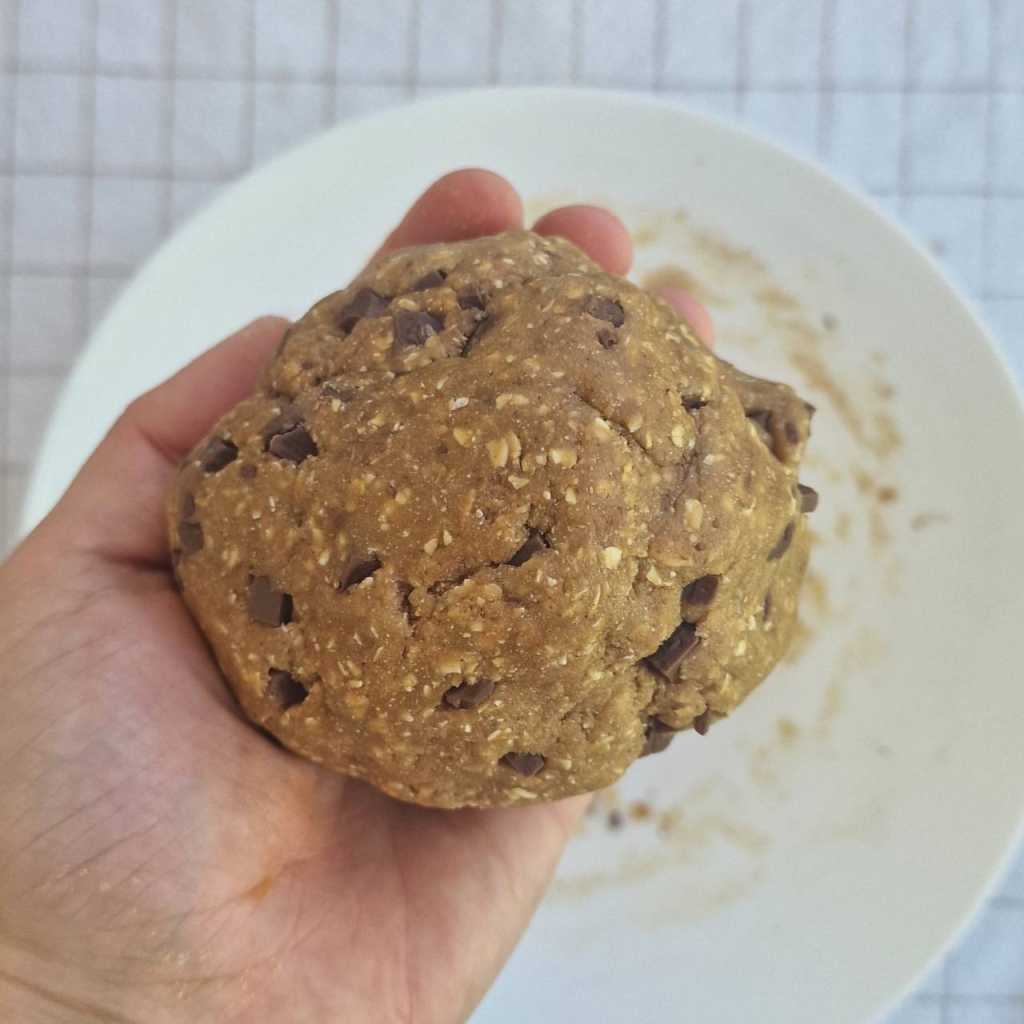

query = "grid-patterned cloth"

[{"left": 2, "top": 2, "right": 1023, "bottom": 1019}]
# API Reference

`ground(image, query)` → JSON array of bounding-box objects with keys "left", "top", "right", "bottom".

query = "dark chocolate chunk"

[
  {"left": 338, "top": 555, "right": 381, "bottom": 591},
  {"left": 248, "top": 575, "right": 293, "bottom": 627},
  {"left": 178, "top": 519, "right": 203, "bottom": 555},
  {"left": 693, "top": 710, "right": 712, "bottom": 735},
  {"left": 337, "top": 288, "right": 389, "bottom": 333},
  {"left": 411, "top": 268, "right": 447, "bottom": 291},
  {"left": 180, "top": 492, "right": 196, "bottom": 519},
  {"left": 261, "top": 406, "right": 301, "bottom": 446},
  {"left": 784, "top": 420, "right": 800, "bottom": 444},
  {"left": 641, "top": 717, "right": 676, "bottom": 756},
  {"left": 644, "top": 621, "right": 700, "bottom": 681},
  {"left": 797, "top": 483, "right": 819, "bottom": 513},
  {"left": 682, "top": 574, "right": 720, "bottom": 605},
  {"left": 460, "top": 312, "right": 492, "bottom": 355},
  {"left": 804, "top": 401, "right": 817, "bottom": 417},
  {"left": 239, "top": 463, "right": 257, "bottom": 479},
  {"left": 266, "top": 669, "right": 308, "bottom": 711},
  {"left": 507, "top": 530, "right": 548, "bottom": 567},
  {"left": 500, "top": 751, "right": 545, "bottom": 776},
  {"left": 268, "top": 424, "right": 318, "bottom": 464},
  {"left": 457, "top": 287, "right": 486, "bottom": 310},
  {"left": 607, "top": 809, "right": 624, "bottom": 830},
  {"left": 199, "top": 436, "right": 238, "bottom": 473},
  {"left": 763, "top": 592, "right": 773, "bottom": 620},
  {"left": 582, "top": 295, "right": 625, "bottom": 327},
  {"left": 747, "top": 409, "right": 772, "bottom": 435},
  {"left": 596, "top": 327, "right": 618, "bottom": 349},
  {"left": 443, "top": 679, "right": 496, "bottom": 710},
  {"left": 683, "top": 395, "right": 708, "bottom": 411},
  {"left": 767, "top": 521, "right": 795, "bottom": 560},
  {"left": 393, "top": 309, "right": 443, "bottom": 348}
]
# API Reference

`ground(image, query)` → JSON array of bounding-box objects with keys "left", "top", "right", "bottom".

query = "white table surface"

[{"left": 2, "top": 3, "right": 1023, "bottom": 1020}]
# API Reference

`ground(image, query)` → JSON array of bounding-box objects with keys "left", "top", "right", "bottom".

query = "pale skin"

[{"left": 0, "top": 170, "right": 711, "bottom": 1024}]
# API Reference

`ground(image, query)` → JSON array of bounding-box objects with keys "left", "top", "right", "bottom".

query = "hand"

[{"left": 0, "top": 170, "right": 711, "bottom": 1024}]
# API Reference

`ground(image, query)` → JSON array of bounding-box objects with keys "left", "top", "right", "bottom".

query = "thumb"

[{"left": 31, "top": 316, "right": 289, "bottom": 567}]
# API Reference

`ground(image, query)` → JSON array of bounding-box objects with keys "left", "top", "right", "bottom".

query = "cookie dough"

[{"left": 168, "top": 230, "right": 816, "bottom": 808}]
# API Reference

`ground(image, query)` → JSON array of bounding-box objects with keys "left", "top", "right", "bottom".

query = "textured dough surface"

[{"left": 167, "top": 231, "right": 815, "bottom": 808}]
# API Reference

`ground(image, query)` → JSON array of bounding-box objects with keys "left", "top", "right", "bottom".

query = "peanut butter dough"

[{"left": 168, "top": 231, "right": 816, "bottom": 808}]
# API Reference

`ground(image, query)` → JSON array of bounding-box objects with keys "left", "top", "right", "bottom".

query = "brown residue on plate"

[
  {"left": 755, "top": 286, "right": 802, "bottom": 313},
  {"left": 835, "top": 510, "right": 851, "bottom": 541},
  {"left": 877, "top": 485, "right": 899, "bottom": 504},
  {"left": 632, "top": 224, "right": 662, "bottom": 247},
  {"left": 911, "top": 511, "right": 949, "bottom": 531},
  {"left": 629, "top": 800, "right": 652, "bottom": 822},
  {"left": 816, "top": 681, "right": 844, "bottom": 739},
  {"left": 804, "top": 569, "right": 830, "bottom": 616},
  {"left": 642, "top": 263, "right": 723, "bottom": 307},
  {"left": 777, "top": 718, "right": 800, "bottom": 744},
  {"left": 787, "top": 347, "right": 879, "bottom": 453},
  {"left": 783, "top": 616, "right": 814, "bottom": 664}
]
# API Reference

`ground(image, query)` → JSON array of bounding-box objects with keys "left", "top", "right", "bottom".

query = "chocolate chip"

[
  {"left": 199, "top": 437, "right": 238, "bottom": 473},
  {"left": 268, "top": 425, "right": 318, "bottom": 464},
  {"left": 763, "top": 592, "right": 773, "bottom": 619},
  {"left": 693, "top": 710, "right": 712, "bottom": 735},
  {"left": 644, "top": 621, "right": 700, "bottom": 681},
  {"left": 682, "top": 574, "right": 720, "bottom": 605},
  {"left": 798, "top": 483, "right": 819, "bottom": 513},
  {"left": 583, "top": 295, "right": 625, "bottom": 327},
  {"left": 337, "top": 288, "right": 389, "bottom": 333},
  {"left": 443, "top": 679, "right": 495, "bottom": 709},
  {"left": 261, "top": 406, "right": 301, "bottom": 445},
  {"left": 266, "top": 669, "right": 308, "bottom": 711},
  {"left": 767, "top": 521, "right": 795, "bottom": 560},
  {"left": 683, "top": 396, "right": 708, "bottom": 411},
  {"left": 460, "top": 312, "right": 492, "bottom": 355},
  {"left": 804, "top": 401, "right": 817, "bottom": 417},
  {"left": 500, "top": 751, "right": 545, "bottom": 776},
  {"left": 784, "top": 420, "right": 800, "bottom": 445},
  {"left": 180, "top": 492, "right": 196, "bottom": 519},
  {"left": 338, "top": 555, "right": 381, "bottom": 591},
  {"left": 747, "top": 409, "right": 772, "bottom": 437},
  {"left": 239, "top": 463, "right": 257, "bottom": 479},
  {"left": 607, "top": 809, "right": 624, "bottom": 830},
  {"left": 641, "top": 717, "right": 676, "bottom": 756},
  {"left": 457, "top": 287, "right": 486, "bottom": 310},
  {"left": 247, "top": 575, "right": 293, "bottom": 627},
  {"left": 411, "top": 268, "right": 447, "bottom": 291},
  {"left": 178, "top": 519, "right": 203, "bottom": 555},
  {"left": 596, "top": 327, "right": 618, "bottom": 349},
  {"left": 393, "top": 309, "right": 443, "bottom": 348},
  {"left": 507, "top": 530, "right": 548, "bottom": 567}
]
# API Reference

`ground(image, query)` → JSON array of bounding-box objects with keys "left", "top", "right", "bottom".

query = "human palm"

[{"left": 0, "top": 171, "right": 709, "bottom": 1023}]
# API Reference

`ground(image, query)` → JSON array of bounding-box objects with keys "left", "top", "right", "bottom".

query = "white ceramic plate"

[{"left": 22, "top": 89, "right": 1024, "bottom": 1024}]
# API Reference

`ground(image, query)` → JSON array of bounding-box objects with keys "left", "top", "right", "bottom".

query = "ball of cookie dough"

[{"left": 168, "top": 230, "right": 817, "bottom": 808}]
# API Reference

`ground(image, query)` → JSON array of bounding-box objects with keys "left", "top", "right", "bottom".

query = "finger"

[
  {"left": 654, "top": 285, "right": 715, "bottom": 347},
  {"left": 370, "top": 168, "right": 524, "bottom": 265},
  {"left": 38, "top": 317, "right": 289, "bottom": 565},
  {"left": 531, "top": 205, "right": 633, "bottom": 275}
]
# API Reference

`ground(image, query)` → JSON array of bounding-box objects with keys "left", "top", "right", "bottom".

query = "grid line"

[{"left": 9, "top": 64, "right": 1024, "bottom": 93}]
